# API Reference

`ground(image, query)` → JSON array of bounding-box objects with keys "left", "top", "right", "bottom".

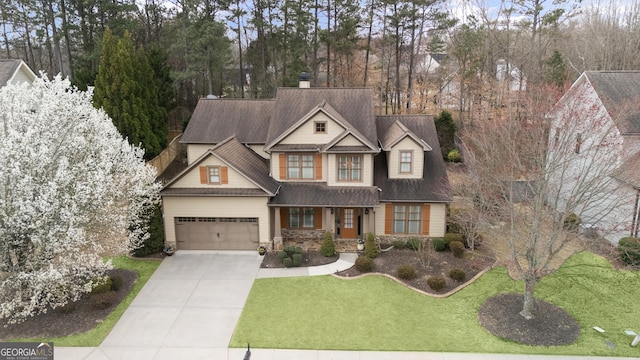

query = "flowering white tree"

[{"left": 0, "top": 76, "right": 160, "bottom": 324}]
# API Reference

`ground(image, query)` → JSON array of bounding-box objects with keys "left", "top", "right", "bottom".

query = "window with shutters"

[
  {"left": 287, "top": 154, "right": 315, "bottom": 179},
  {"left": 207, "top": 166, "right": 221, "bottom": 184},
  {"left": 288, "top": 208, "right": 315, "bottom": 228},
  {"left": 393, "top": 204, "right": 421, "bottom": 234}
]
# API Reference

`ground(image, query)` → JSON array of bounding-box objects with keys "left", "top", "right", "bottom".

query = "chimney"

[{"left": 299, "top": 72, "right": 310, "bottom": 88}]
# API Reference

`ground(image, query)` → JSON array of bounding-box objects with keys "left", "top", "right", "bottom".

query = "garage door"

[{"left": 175, "top": 217, "right": 259, "bottom": 250}]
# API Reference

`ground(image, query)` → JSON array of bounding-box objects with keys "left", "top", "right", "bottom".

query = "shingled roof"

[
  {"left": 374, "top": 115, "right": 452, "bottom": 203},
  {"left": 181, "top": 99, "right": 274, "bottom": 144},
  {"left": 269, "top": 183, "right": 379, "bottom": 207},
  {"left": 0, "top": 59, "right": 35, "bottom": 86},
  {"left": 585, "top": 71, "right": 640, "bottom": 134}
]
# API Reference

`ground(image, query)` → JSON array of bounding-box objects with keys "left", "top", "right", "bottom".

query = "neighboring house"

[
  {"left": 548, "top": 71, "right": 640, "bottom": 244},
  {"left": 496, "top": 59, "right": 526, "bottom": 92},
  {"left": 160, "top": 76, "right": 452, "bottom": 251},
  {"left": 0, "top": 59, "right": 36, "bottom": 87}
]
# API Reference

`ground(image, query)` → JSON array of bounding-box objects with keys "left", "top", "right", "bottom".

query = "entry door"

[{"left": 341, "top": 208, "right": 357, "bottom": 238}]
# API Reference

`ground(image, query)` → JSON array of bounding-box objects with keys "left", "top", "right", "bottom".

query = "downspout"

[{"left": 632, "top": 188, "right": 640, "bottom": 238}]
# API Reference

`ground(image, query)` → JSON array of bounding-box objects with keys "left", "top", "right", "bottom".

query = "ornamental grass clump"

[
  {"left": 406, "top": 238, "right": 423, "bottom": 251},
  {"left": 355, "top": 256, "right": 374, "bottom": 272}
]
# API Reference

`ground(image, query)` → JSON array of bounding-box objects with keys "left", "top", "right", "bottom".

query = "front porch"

[{"left": 284, "top": 237, "right": 362, "bottom": 253}]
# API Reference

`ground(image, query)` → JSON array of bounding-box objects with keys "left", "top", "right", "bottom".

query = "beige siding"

[
  {"left": 172, "top": 156, "right": 259, "bottom": 188},
  {"left": 335, "top": 134, "right": 362, "bottom": 146},
  {"left": 280, "top": 112, "right": 345, "bottom": 144},
  {"left": 187, "top": 144, "right": 214, "bottom": 164},
  {"left": 374, "top": 203, "right": 447, "bottom": 237},
  {"left": 9, "top": 68, "right": 33, "bottom": 85},
  {"left": 248, "top": 144, "right": 269, "bottom": 159},
  {"left": 326, "top": 153, "right": 374, "bottom": 186},
  {"left": 388, "top": 137, "right": 424, "bottom": 179},
  {"left": 163, "top": 196, "right": 270, "bottom": 245}
]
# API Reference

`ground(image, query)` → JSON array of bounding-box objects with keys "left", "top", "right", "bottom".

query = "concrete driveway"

[{"left": 81, "top": 251, "right": 262, "bottom": 360}]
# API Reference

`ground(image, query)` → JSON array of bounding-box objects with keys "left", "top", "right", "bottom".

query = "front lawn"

[
  {"left": 231, "top": 252, "right": 640, "bottom": 356},
  {"left": 10, "top": 256, "right": 160, "bottom": 347}
]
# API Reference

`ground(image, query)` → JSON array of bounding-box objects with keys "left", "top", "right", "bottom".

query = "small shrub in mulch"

[
  {"left": 397, "top": 264, "right": 416, "bottom": 280},
  {"left": 443, "top": 233, "right": 463, "bottom": 247},
  {"left": 433, "top": 238, "right": 446, "bottom": 252},
  {"left": 449, "top": 241, "right": 465, "bottom": 258},
  {"left": 320, "top": 232, "right": 336, "bottom": 257},
  {"left": 365, "top": 233, "right": 379, "bottom": 259},
  {"left": 426, "top": 275, "right": 447, "bottom": 291},
  {"left": 406, "top": 238, "right": 423, "bottom": 251},
  {"left": 392, "top": 240, "right": 406, "bottom": 249},
  {"left": 448, "top": 268, "right": 466, "bottom": 282},
  {"left": 355, "top": 256, "right": 374, "bottom": 272}
]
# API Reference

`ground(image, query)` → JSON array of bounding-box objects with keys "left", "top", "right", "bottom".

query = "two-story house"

[{"left": 160, "top": 77, "right": 452, "bottom": 251}]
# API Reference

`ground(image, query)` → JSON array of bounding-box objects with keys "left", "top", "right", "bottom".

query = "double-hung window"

[
  {"left": 337, "top": 155, "right": 362, "bottom": 182},
  {"left": 287, "top": 154, "right": 315, "bottom": 179},
  {"left": 399, "top": 150, "right": 413, "bottom": 173},
  {"left": 289, "top": 208, "right": 315, "bottom": 228},
  {"left": 393, "top": 205, "right": 421, "bottom": 234},
  {"left": 207, "top": 166, "right": 221, "bottom": 184}
]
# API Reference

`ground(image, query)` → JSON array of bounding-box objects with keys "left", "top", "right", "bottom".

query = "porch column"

[
  {"left": 273, "top": 207, "right": 283, "bottom": 250},
  {"left": 326, "top": 207, "right": 336, "bottom": 234}
]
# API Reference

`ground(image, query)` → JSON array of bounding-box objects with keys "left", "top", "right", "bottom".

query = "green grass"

[
  {"left": 10, "top": 256, "right": 160, "bottom": 347},
  {"left": 231, "top": 252, "right": 640, "bottom": 356}
]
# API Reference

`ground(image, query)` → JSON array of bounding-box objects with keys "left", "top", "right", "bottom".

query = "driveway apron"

[{"left": 93, "top": 251, "right": 262, "bottom": 360}]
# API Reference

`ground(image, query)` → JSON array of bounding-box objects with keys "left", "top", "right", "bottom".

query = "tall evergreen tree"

[{"left": 93, "top": 28, "right": 166, "bottom": 159}]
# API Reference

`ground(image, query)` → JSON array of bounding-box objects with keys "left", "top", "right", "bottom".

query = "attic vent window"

[{"left": 315, "top": 121, "right": 327, "bottom": 134}]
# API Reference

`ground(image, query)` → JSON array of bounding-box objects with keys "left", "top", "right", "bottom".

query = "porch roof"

[{"left": 269, "top": 182, "right": 379, "bottom": 207}]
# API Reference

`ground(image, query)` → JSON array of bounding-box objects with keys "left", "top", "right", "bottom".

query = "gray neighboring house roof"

[
  {"left": 586, "top": 71, "right": 640, "bottom": 134},
  {"left": 181, "top": 99, "right": 274, "bottom": 144},
  {"left": 162, "top": 136, "right": 279, "bottom": 196},
  {"left": 269, "top": 183, "right": 379, "bottom": 207},
  {"left": 375, "top": 115, "right": 452, "bottom": 203},
  {"left": 0, "top": 59, "right": 36, "bottom": 86}
]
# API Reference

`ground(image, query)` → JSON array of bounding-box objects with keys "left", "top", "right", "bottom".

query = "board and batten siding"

[
  {"left": 163, "top": 196, "right": 270, "bottom": 245},
  {"left": 172, "top": 156, "right": 258, "bottom": 188},
  {"left": 279, "top": 112, "right": 345, "bottom": 145},
  {"left": 374, "top": 203, "right": 447, "bottom": 237},
  {"left": 387, "top": 137, "right": 425, "bottom": 179},
  {"left": 326, "top": 153, "right": 374, "bottom": 186}
]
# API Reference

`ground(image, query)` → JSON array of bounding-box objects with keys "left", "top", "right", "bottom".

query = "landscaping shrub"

[
  {"left": 443, "top": 233, "right": 463, "bottom": 248},
  {"left": 427, "top": 275, "right": 447, "bottom": 291},
  {"left": 433, "top": 238, "right": 446, "bottom": 252},
  {"left": 283, "top": 257, "right": 293, "bottom": 268},
  {"left": 284, "top": 246, "right": 296, "bottom": 255},
  {"left": 618, "top": 237, "right": 640, "bottom": 266},
  {"left": 320, "top": 231, "right": 336, "bottom": 257},
  {"left": 110, "top": 275, "right": 124, "bottom": 291},
  {"left": 90, "top": 291, "right": 117, "bottom": 310},
  {"left": 447, "top": 149, "right": 461, "bottom": 163},
  {"left": 397, "top": 264, "right": 417, "bottom": 280},
  {"left": 295, "top": 246, "right": 303, "bottom": 254},
  {"left": 131, "top": 204, "right": 165, "bottom": 257},
  {"left": 392, "top": 240, "right": 406, "bottom": 249},
  {"left": 448, "top": 268, "right": 466, "bottom": 282},
  {"left": 355, "top": 256, "right": 374, "bottom": 272},
  {"left": 365, "top": 232, "right": 379, "bottom": 259},
  {"left": 450, "top": 241, "right": 465, "bottom": 258},
  {"left": 91, "top": 277, "right": 113, "bottom": 295},
  {"left": 406, "top": 238, "right": 423, "bottom": 251},
  {"left": 435, "top": 110, "right": 456, "bottom": 159},
  {"left": 292, "top": 253, "right": 303, "bottom": 267},
  {"left": 277, "top": 251, "right": 288, "bottom": 262},
  {"left": 563, "top": 213, "right": 580, "bottom": 231}
]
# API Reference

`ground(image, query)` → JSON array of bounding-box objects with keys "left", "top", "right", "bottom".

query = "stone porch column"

[{"left": 273, "top": 207, "right": 283, "bottom": 250}]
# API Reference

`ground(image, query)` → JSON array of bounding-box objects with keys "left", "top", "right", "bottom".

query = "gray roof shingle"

[
  {"left": 269, "top": 182, "right": 379, "bottom": 207},
  {"left": 0, "top": 59, "right": 22, "bottom": 86},
  {"left": 585, "top": 71, "right": 640, "bottom": 134}
]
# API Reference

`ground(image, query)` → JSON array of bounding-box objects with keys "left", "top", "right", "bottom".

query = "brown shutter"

[
  {"left": 280, "top": 208, "right": 289, "bottom": 228},
  {"left": 315, "top": 153, "right": 322, "bottom": 180},
  {"left": 422, "top": 204, "right": 430, "bottom": 235},
  {"left": 314, "top": 207, "right": 322, "bottom": 229},
  {"left": 279, "top": 154, "right": 286, "bottom": 179},
  {"left": 221, "top": 166, "right": 228, "bottom": 184},
  {"left": 385, "top": 204, "right": 392, "bottom": 234},
  {"left": 200, "top": 166, "right": 207, "bottom": 184}
]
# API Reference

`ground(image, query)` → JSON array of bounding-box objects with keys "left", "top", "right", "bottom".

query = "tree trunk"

[{"left": 520, "top": 273, "right": 538, "bottom": 319}]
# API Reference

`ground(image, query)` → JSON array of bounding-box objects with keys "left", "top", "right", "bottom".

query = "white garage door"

[{"left": 175, "top": 217, "right": 259, "bottom": 250}]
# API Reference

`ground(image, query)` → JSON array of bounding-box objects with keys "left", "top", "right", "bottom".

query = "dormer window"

[
  {"left": 399, "top": 150, "right": 413, "bottom": 173},
  {"left": 314, "top": 121, "right": 327, "bottom": 134},
  {"left": 208, "top": 166, "right": 221, "bottom": 184}
]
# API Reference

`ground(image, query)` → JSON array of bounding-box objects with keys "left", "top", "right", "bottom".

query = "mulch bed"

[
  {"left": 262, "top": 245, "right": 496, "bottom": 296},
  {"left": 478, "top": 293, "right": 580, "bottom": 346},
  {"left": 0, "top": 268, "right": 137, "bottom": 341}
]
